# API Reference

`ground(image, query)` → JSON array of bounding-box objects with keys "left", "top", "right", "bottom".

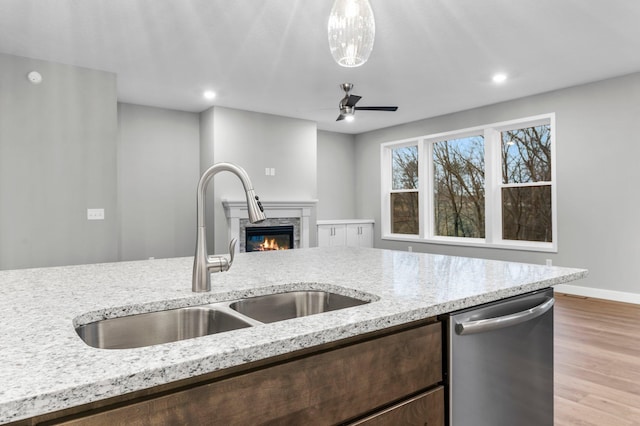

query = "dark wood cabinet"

[{"left": 17, "top": 320, "right": 443, "bottom": 426}]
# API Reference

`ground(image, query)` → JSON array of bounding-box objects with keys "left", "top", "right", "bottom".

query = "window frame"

[
  {"left": 382, "top": 139, "right": 423, "bottom": 239},
  {"left": 381, "top": 113, "right": 557, "bottom": 253}
]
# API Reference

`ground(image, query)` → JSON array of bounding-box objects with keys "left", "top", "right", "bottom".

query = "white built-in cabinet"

[{"left": 317, "top": 220, "right": 374, "bottom": 248}]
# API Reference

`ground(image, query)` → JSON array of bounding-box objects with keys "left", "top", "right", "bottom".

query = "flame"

[{"left": 258, "top": 237, "right": 288, "bottom": 251}]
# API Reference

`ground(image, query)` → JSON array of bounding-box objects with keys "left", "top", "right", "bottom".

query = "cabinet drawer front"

[
  {"left": 56, "top": 322, "right": 442, "bottom": 426},
  {"left": 349, "top": 386, "right": 445, "bottom": 426}
]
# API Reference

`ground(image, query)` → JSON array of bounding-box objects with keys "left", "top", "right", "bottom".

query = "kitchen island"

[{"left": 0, "top": 247, "right": 587, "bottom": 424}]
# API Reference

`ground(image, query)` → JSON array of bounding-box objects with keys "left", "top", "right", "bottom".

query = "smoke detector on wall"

[{"left": 27, "top": 71, "right": 42, "bottom": 84}]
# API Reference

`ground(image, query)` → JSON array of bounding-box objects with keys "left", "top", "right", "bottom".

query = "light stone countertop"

[{"left": 0, "top": 247, "right": 587, "bottom": 424}]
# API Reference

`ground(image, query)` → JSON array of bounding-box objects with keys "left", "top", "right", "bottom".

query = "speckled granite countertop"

[{"left": 0, "top": 247, "right": 586, "bottom": 424}]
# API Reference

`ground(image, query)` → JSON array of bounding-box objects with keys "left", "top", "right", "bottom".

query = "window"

[
  {"left": 500, "top": 125, "right": 552, "bottom": 242},
  {"left": 433, "top": 135, "right": 485, "bottom": 238},
  {"left": 381, "top": 114, "right": 556, "bottom": 252},
  {"left": 391, "top": 145, "right": 419, "bottom": 234}
]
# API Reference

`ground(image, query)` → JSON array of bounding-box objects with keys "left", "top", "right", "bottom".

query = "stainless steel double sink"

[{"left": 75, "top": 291, "right": 370, "bottom": 350}]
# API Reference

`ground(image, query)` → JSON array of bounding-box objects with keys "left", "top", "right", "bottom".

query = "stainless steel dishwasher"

[{"left": 444, "top": 287, "right": 554, "bottom": 426}]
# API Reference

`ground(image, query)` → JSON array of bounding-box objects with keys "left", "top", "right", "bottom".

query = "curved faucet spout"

[{"left": 192, "top": 163, "right": 266, "bottom": 292}]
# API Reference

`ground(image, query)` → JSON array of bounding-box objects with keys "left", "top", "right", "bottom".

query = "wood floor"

[{"left": 555, "top": 293, "right": 640, "bottom": 425}]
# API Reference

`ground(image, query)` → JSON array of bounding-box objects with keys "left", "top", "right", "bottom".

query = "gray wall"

[
  {"left": 317, "top": 131, "right": 357, "bottom": 220},
  {"left": 117, "top": 103, "right": 200, "bottom": 261},
  {"left": 200, "top": 106, "right": 318, "bottom": 253},
  {"left": 355, "top": 72, "right": 640, "bottom": 295},
  {"left": 0, "top": 53, "right": 118, "bottom": 269},
  {"left": 0, "top": 52, "right": 322, "bottom": 269}
]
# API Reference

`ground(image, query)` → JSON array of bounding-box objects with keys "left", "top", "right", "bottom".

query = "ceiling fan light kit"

[{"left": 327, "top": 0, "right": 376, "bottom": 68}]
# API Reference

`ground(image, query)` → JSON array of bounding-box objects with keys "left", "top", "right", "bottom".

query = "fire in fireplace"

[{"left": 245, "top": 225, "right": 294, "bottom": 252}]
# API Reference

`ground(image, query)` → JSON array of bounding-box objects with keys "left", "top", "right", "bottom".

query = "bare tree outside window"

[
  {"left": 501, "top": 125, "right": 552, "bottom": 242},
  {"left": 391, "top": 146, "right": 419, "bottom": 234},
  {"left": 433, "top": 136, "right": 485, "bottom": 238},
  {"left": 392, "top": 146, "right": 418, "bottom": 190}
]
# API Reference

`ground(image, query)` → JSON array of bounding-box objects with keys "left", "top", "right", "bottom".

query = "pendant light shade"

[{"left": 327, "top": 0, "right": 376, "bottom": 68}]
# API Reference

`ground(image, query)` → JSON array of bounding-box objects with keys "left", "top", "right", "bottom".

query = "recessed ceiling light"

[
  {"left": 27, "top": 71, "right": 43, "bottom": 84},
  {"left": 203, "top": 90, "right": 216, "bottom": 100},
  {"left": 492, "top": 73, "right": 507, "bottom": 84}
]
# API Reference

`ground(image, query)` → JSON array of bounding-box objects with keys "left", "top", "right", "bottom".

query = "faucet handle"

[
  {"left": 205, "top": 238, "right": 236, "bottom": 273},
  {"left": 228, "top": 238, "right": 237, "bottom": 268}
]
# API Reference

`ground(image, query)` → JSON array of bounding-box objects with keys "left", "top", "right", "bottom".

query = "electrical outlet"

[
  {"left": 87, "top": 208, "right": 105, "bottom": 220},
  {"left": 545, "top": 259, "right": 552, "bottom": 266}
]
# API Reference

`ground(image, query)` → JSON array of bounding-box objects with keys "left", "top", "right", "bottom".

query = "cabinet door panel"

[
  {"left": 346, "top": 224, "right": 360, "bottom": 247},
  {"left": 358, "top": 223, "right": 373, "bottom": 247},
  {"left": 318, "top": 224, "right": 346, "bottom": 247},
  {"left": 346, "top": 223, "right": 373, "bottom": 248},
  {"left": 317, "top": 224, "right": 333, "bottom": 247},
  {"left": 332, "top": 224, "right": 346, "bottom": 246},
  {"left": 349, "top": 387, "right": 445, "bottom": 426}
]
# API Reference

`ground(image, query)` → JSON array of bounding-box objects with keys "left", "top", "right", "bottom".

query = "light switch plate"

[{"left": 87, "top": 208, "right": 105, "bottom": 220}]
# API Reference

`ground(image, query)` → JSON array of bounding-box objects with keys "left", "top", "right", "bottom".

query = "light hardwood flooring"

[{"left": 555, "top": 293, "right": 640, "bottom": 425}]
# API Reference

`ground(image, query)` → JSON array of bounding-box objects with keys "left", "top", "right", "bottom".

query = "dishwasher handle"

[{"left": 455, "top": 297, "right": 554, "bottom": 336}]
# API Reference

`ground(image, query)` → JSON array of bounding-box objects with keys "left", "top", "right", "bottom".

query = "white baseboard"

[{"left": 554, "top": 284, "right": 640, "bottom": 305}]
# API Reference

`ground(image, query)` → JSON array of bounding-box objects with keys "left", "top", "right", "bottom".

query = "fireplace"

[
  {"left": 223, "top": 199, "right": 317, "bottom": 253},
  {"left": 245, "top": 225, "right": 294, "bottom": 252}
]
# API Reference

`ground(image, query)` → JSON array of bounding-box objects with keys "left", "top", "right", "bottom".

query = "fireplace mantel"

[{"left": 222, "top": 200, "right": 317, "bottom": 253}]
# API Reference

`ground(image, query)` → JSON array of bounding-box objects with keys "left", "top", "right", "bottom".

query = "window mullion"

[
  {"left": 390, "top": 189, "right": 421, "bottom": 194},
  {"left": 484, "top": 127, "right": 501, "bottom": 244},
  {"left": 421, "top": 139, "right": 430, "bottom": 239},
  {"left": 380, "top": 144, "right": 391, "bottom": 237},
  {"left": 483, "top": 128, "right": 493, "bottom": 244},
  {"left": 549, "top": 114, "right": 558, "bottom": 251},
  {"left": 502, "top": 181, "right": 552, "bottom": 188}
]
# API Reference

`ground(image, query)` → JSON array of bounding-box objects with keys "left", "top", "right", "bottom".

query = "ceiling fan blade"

[
  {"left": 354, "top": 106, "right": 398, "bottom": 111},
  {"left": 345, "top": 95, "right": 362, "bottom": 107},
  {"left": 336, "top": 114, "right": 346, "bottom": 121}
]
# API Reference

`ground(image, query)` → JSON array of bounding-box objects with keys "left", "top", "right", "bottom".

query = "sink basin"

[
  {"left": 229, "top": 291, "right": 369, "bottom": 323},
  {"left": 75, "top": 307, "right": 252, "bottom": 349},
  {"left": 76, "top": 290, "right": 372, "bottom": 349}
]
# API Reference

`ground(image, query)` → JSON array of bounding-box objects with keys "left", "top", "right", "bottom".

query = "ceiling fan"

[{"left": 336, "top": 83, "right": 398, "bottom": 121}]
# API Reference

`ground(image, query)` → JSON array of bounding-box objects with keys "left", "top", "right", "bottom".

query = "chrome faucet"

[{"left": 192, "top": 163, "right": 266, "bottom": 292}]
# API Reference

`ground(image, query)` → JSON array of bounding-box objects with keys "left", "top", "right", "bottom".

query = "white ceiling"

[{"left": 1, "top": 0, "right": 639, "bottom": 134}]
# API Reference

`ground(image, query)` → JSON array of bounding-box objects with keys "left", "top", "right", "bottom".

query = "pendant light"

[{"left": 327, "top": 0, "right": 376, "bottom": 68}]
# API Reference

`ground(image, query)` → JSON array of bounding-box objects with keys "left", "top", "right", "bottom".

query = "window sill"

[{"left": 382, "top": 234, "right": 557, "bottom": 253}]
